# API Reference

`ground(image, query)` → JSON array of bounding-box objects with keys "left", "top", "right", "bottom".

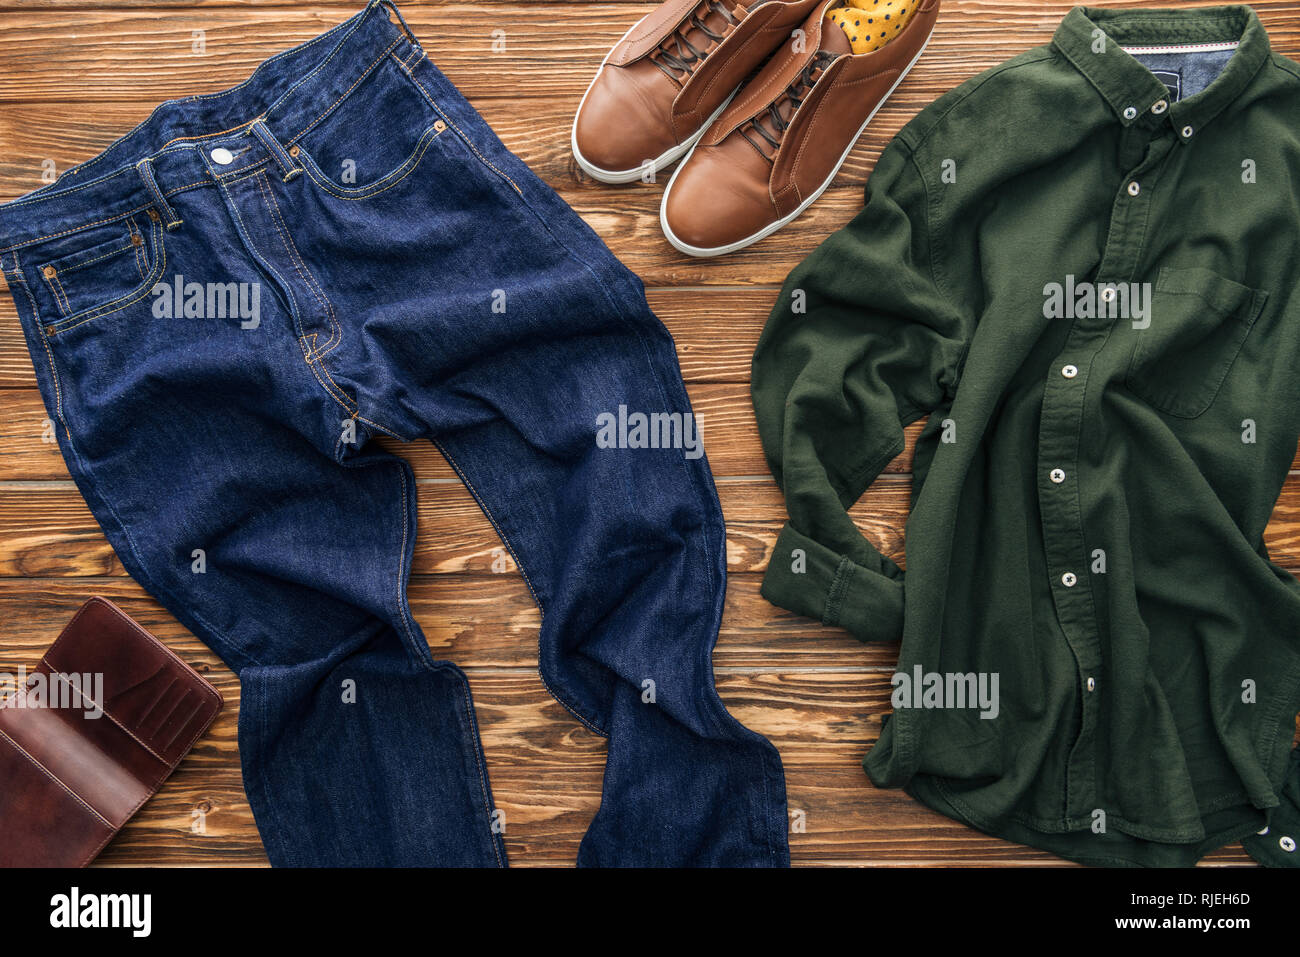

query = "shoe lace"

[
  {"left": 740, "top": 51, "right": 837, "bottom": 161},
  {"left": 650, "top": 1, "right": 742, "bottom": 86}
]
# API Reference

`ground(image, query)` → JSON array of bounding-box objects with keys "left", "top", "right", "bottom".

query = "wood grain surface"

[{"left": 1, "top": 0, "right": 1296, "bottom": 868}]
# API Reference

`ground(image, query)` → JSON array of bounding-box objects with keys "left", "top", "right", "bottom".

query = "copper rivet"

[
  {"left": 289, "top": 146, "right": 300, "bottom": 157},
  {"left": 132, "top": 234, "right": 144, "bottom": 246},
  {"left": 434, "top": 120, "right": 446, "bottom": 132},
  {"left": 148, "top": 209, "right": 160, "bottom": 222},
  {"left": 42, "top": 265, "right": 56, "bottom": 279}
]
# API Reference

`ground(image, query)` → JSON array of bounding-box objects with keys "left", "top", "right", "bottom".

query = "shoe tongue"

[{"left": 820, "top": 15, "right": 852, "bottom": 56}]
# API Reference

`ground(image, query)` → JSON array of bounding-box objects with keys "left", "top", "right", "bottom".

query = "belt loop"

[
  {"left": 134, "top": 158, "right": 182, "bottom": 231},
  {"left": 378, "top": 0, "right": 420, "bottom": 46},
  {"left": 251, "top": 119, "right": 303, "bottom": 182}
]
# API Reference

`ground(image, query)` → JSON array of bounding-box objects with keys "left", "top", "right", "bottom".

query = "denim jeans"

[{"left": 0, "top": 0, "right": 789, "bottom": 866}]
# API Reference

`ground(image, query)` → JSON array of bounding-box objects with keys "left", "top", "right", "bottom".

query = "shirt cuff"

[
  {"left": 1242, "top": 747, "right": 1300, "bottom": 867},
  {"left": 760, "top": 523, "right": 904, "bottom": 644}
]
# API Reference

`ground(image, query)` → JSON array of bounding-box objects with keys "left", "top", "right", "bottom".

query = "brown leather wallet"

[{"left": 0, "top": 597, "right": 223, "bottom": 867}]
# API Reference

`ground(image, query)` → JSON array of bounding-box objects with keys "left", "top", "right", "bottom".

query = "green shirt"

[{"left": 752, "top": 4, "right": 1300, "bottom": 866}]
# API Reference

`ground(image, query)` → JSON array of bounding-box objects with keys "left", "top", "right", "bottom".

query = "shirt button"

[
  {"left": 1050, "top": 468, "right": 1066, "bottom": 484},
  {"left": 1258, "top": 826, "right": 1270, "bottom": 835},
  {"left": 1086, "top": 677, "right": 1096, "bottom": 691},
  {"left": 1127, "top": 181, "right": 1141, "bottom": 196},
  {"left": 1151, "top": 99, "right": 1168, "bottom": 114},
  {"left": 1182, "top": 125, "right": 1194, "bottom": 139},
  {"left": 210, "top": 147, "right": 234, "bottom": 165},
  {"left": 1282, "top": 836, "right": 1297, "bottom": 853},
  {"left": 1062, "top": 365, "right": 1079, "bottom": 379},
  {"left": 1123, "top": 106, "right": 1137, "bottom": 120},
  {"left": 1061, "top": 572, "right": 1078, "bottom": 587}
]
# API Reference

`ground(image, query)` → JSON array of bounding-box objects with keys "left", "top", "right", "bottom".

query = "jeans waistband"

[{"left": 0, "top": 0, "right": 419, "bottom": 253}]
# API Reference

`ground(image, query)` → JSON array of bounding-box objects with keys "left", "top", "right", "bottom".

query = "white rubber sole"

[
  {"left": 571, "top": 16, "right": 738, "bottom": 185},
  {"left": 660, "top": 32, "right": 932, "bottom": 257}
]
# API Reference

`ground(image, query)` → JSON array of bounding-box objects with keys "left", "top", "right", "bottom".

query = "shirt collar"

[{"left": 1053, "top": 5, "right": 1271, "bottom": 135}]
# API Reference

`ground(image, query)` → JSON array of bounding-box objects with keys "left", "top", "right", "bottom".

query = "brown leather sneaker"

[
  {"left": 661, "top": 0, "right": 939, "bottom": 255},
  {"left": 572, "top": 0, "right": 826, "bottom": 184}
]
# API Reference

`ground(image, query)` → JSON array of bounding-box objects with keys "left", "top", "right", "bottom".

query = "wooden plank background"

[{"left": 1, "top": 0, "right": 1296, "bottom": 867}]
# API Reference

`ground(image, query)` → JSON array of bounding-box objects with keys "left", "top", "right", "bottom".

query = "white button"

[
  {"left": 1086, "top": 677, "right": 1096, "bottom": 691},
  {"left": 1128, "top": 181, "right": 1141, "bottom": 196},
  {"left": 1061, "top": 572, "right": 1078, "bottom": 587},
  {"left": 1062, "top": 365, "right": 1079, "bottom": 379},
  {"left": 1123, "top": 106, "right": 1137, "bottom": 120},
  {"left": 1182, "top": 125, "right": 1194, "bottom": 139},
  {"left": 1258, "top": 826, "right": 1270, "bottom": 835},
  {"left": 1151, "top": 100, "right": 1168, "bottom": 115},
  {"left": 1050, "top": 469, "right": 1066, "bottom": 484},
  {"left": 211, "top": 147, "right": 234, "bottom": 165},
  {"left": 1282, "top": 836, "right": 1297, "bottom": 852},
  {"left": 1101, "top": 287, "right": 1117, "bottom": 303}
]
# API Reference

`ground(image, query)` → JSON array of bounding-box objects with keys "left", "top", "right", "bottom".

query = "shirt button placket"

[
  {"left": 1040, "top": 126, "right": 1168, "bottom": 820},
  {"left": 1040, "top": 335, "right": 1103, "bottom": 820}
]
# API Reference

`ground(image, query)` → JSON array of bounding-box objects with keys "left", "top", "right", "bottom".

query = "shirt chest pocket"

[{"left": 1125, "top": 266, "right": 1268, "bottom": 419}]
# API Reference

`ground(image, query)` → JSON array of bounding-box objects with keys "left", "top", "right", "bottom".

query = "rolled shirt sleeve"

[{"left": 751, "top": 138, "right": 973, "bottom": 643}]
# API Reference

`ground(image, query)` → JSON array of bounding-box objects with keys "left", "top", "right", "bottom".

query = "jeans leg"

[
  {"left": 233, "top": 446, "right": 507, "bottom": 867},
  {"left": 415, "top": 273, "right": 789, "bottom": 866},
  {"left": 10, "top": 221, "right": 505, "bottom": 865}
]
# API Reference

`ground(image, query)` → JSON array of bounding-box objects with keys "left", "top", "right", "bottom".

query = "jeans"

[{"left": 0, "top": 0, "right": 789, "bottom": 866}]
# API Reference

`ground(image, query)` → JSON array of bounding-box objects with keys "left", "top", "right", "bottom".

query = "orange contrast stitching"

[
  {"left": 295, "top": 123, "right": 443, "bottom": 201},
  {"left": 288, "top": 38, "right": 404, "bottom": 148},
  {"left": 46, "top": 218, "right": 166, "bottom": 336},
  {"left": 393, "top": 53, "right": 523, "bottom": 196},
  {"left": 253, "top": 171, "right": 341, "bottom": 356}
]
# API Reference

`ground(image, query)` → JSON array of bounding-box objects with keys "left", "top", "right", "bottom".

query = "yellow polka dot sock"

[{"left": 827, "top": 0, "right": 921, "bottom": 55}]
